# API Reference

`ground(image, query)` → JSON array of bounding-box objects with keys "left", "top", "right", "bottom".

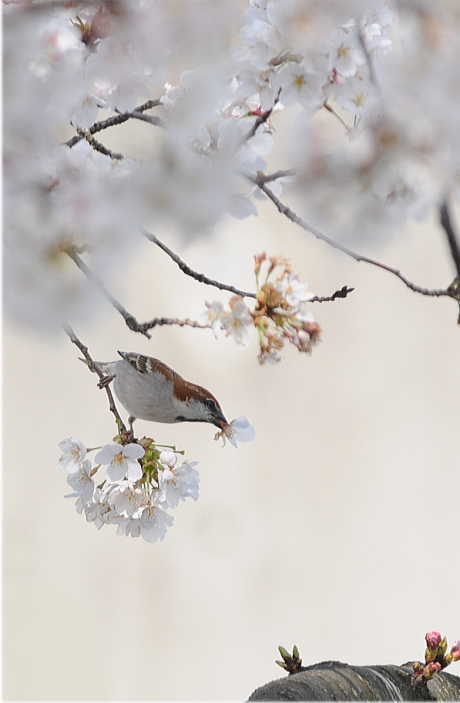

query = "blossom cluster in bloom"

[
  {"left": 5, "top": 2, "right": 460, "bottom": 332},
  {"left": 412, "top": 632, "right": 460, "bottom": 684},
  {"left": 57, "top": 436, "right": 199, "bottom": 542},
  {"left": 57, "top": 417, "right": 254, "bottom": 541},
  {"left": 202, "top": 253, "right": 321, "bottom": 364}
]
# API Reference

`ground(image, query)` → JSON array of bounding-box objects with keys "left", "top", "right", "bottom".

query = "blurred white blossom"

[{"left": 6, "top": 0, "right": 460, "bottom": 334}]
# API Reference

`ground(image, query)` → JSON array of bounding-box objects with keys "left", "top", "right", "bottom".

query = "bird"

[{"left": 84, "top": 351, "right": 228, "bottom": 434}]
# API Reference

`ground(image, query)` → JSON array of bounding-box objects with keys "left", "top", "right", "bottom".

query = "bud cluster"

[
  {"left": 202, "top": 252, "right": 321, "bottom": 364},
  {"left": 253, "top": 253, "right": 321, "bottom": 364},
  {"left": 412, "top": 632, "right": 460, "bottom": 685}
]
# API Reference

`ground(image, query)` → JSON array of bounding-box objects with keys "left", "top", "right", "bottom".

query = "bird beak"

[{"left": 215, "top": 413, "right": 228, "bottom": 429}]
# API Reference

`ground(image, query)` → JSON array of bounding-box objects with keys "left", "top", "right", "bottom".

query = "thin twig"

[
  {"left": 67, "top": 249, "right": 151, "bottom": 337},
  {"left": 77, "top": 128, "right": 125, "bottom": 160},
  {"left": 65, "top": 99, "right": 163, "bottom": 148},
  {"left": 323, "top": 102, "right": 351, "bottom": 132},
  {"left": 439, "top": 200, "right": 460, "bottom": 282},
  {"left": 62, "top": 324, "right": 128, "bottom": 435},
  {"left": 244, "top": 105, "right": 275, "bottom": 142},
  {"left": 67, "top": 248, "right": 215, "bottom": 335},
  {"left": 251, "top": 176, "right": 456, "bottom": 299},
  {"left": 137, "top": 317, "right": 211, "bottom": 334},
  {"left": 141, "top": 228, "right": 257, "bottom": 298},
  {"left": 257, "top": 168, "right": 297, "bottom": 183},
  {"left": 310, "top": 286, "right": 354, "bottom": 303},
  {"left": 113, "top": 108, "right": 165, "bottom": 129}
]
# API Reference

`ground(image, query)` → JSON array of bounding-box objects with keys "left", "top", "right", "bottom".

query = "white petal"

[
  {"left": 122, "top": 443, "right": 145, "bottom": 460},
  {"left": 231, "top": 416, "right": 256, "bottom": 442},
  {"left": 95, "top": 442, "right": 120, "bottom": 464}
]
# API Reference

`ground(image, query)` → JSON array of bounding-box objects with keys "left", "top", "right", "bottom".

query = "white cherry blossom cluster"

[
  {"left": 57, "top": 418, "right": 255, "bottom": 541},
  {"left": 202, "top": 253, "right": 321, "bottom": 364},
  {"left": 57, "top": 436, "right": 198, "bottom": 542},
  {"left": 5, "top": 1, "right": 460, "bottom": 333},
  {"left": 234, "top": 1, "right": 393, "bottom": 116}
]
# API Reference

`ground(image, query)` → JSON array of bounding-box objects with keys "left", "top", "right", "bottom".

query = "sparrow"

[{"left": 86, "top": 351, "right": 228, "bottom": 433}]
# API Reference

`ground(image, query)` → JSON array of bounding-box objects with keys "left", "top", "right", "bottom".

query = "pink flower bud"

[
  {"left": 452, "top": 639, "right": 460, "bottom": 653},
  {"left": 425, "top": 631, "right": 442, "bottom": 650},
  {"left": 426, "top": 662, "right": 441, "bottom": 677}
]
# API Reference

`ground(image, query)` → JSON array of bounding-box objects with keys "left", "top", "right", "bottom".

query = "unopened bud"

[
  {"left": 425, "top": 631, "right": 442, "bottom": 650},
  {"left": 159, "top": 450, "right": 178, "bottom": 468},
  {"left": 438, "top": 636, "right": 448, "bottom": 658},
  {"left": 425, "top": 662, "right": 441, "bottom": 678}
]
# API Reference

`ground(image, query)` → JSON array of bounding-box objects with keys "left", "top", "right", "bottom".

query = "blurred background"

[{"left": 4, "top": 176, "right": 460, "bottom": 699}]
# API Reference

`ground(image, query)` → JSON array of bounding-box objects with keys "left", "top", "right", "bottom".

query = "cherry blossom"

[
  {"left": 57, "top": 437, "right": 87, "bottom": 472},
  {"left": 158, "top": 459, "right": 200, "bottom": 508},
  {"left": 57, "top": 435, "right": 205, "bottom": 543},
  {"left": 215, "top": 416, "right": 256, "bottom": 448},
  {"left": 95, "top": 442, "right": 145, "bottom": 483},
  {"left": 220, "top": 296, "right": 254, "bottom": 347},
  {"left": 65, "top": 460, "right": 95, "bottom": 511},
  {"left": 138, "top": 504, "right": 174, "bottom": 543}
]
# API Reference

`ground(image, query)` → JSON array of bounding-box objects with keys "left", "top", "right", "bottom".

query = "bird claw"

[{"left": 97, "top": 374, "right": 116, "bottom": 389}]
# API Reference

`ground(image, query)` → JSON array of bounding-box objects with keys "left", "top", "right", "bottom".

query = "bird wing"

[{"left": 117, "top": 351, "right": 176, "bottom": 382}]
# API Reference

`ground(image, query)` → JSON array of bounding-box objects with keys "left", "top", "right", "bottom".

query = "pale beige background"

[{"left": 4, "top": 121, "right": 460, "bottom": 699}]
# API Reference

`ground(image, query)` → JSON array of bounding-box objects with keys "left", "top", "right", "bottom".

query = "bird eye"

[{"left": 205, "top": 398, "right": 218, "bottom": 413}]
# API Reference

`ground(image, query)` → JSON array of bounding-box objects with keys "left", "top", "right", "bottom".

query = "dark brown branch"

[
  {"left": 439, "top": 201, "right": 460, "bottom": 282},
  {"left": 310, "top": 286, "right": 354, "bottom": 303},
  {"left": 62, "top": 324, "right": 128, "bottom": 436},
  {"left": 256, "top": 169, "right": 297, "bottom": 184},
  {"left": 65, "top": 99, "right": 163, "bottom": 149},
  {"left": 77, "top": 128, "right": 125, "bottom": 160},
  {"left": 252, "top": 176, "right": 457, "bottom": 300},
  {"left": 114, "top": 108, "right": 165, "bottom": 129},
  {"left": 136, "top": 317, "right": 210, "bottom": 335},
  {"left": 67, "top": 249, "right": 151, "bottom": 337},
  {"left": 141, "top": 229, "right": 257, "bottom": 299},
  {"left": 244, "top": 105, "right": 275, "bottom": 142},
  {"left": 67, "top": 249, "right": 212, "bottom": 336}
]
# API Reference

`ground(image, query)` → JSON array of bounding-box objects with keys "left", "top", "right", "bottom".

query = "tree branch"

[
  {"left": 252, "top": 175, "right": 457, "bottom": 300},
  {"left": 76, "top": 128, "right": 125, "bottom": 160},
  {"left": 67, "top": 248, "right": 213, "bottom": 336},
  {"left": 439, "top": 200, "right": 460, "bottom": 282},
  {"left": 65, "top": 99, "right": 163, "bottom": 149},
  {"left": 256, "top": 168, "right": 297, "bottom": 184},
  {"left": 244, "top": 105, "right": 275, "bottom": 142},
  {"left": 67, "top": 249, "right": 150, "bottom": 337},
  {"left": 310, "top": 286, "right": 354, "bottom": 303},
  {"left": 136, "top": 317, "right": 210, "bottom": 335},
  {"left": 141, "top": 229, "right": 257, "bottom": 299},
  {"left": 62, "top": 324, "right": 128, "bottom": 436},
  {"left": 248, "top": 660, "right": 460, "bottom": 701},
  {"left": 114, "top": 108, "right": 165, "bottom": 129}
]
